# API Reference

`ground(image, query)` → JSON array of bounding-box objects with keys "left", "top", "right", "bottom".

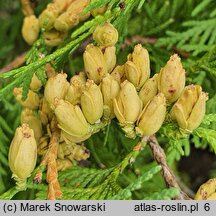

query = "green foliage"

[
  {"left": 191, "top": 46, "right": 216, "bottom": 79},
  {"left": 26, "top": 37, "right": 48, "bottom": 84},
  {"left": 155, "top": 0, "right": 216, "bottom": 56},
  {"left": 191, "top": 113, "right": 216, "bottom": 153},
  {"left": 58, "top": 166, "right": 113, "bottom": 188},
  {"left": 202, "top": 114, "right": 216, "bottom": 125},
  {"left": 143, "top": 187, "right": 180, "bottom": 200},
  {"left": 34, "top": 166, "right": 117, "bottom": 199},
  {"left": 111, "top": 165, "right": 161, "bottom": 200},
  {"left": 1, "top": 140, "right": 147, "bottom": 200},
  {"left": 0, "top": 93, "right": 21, "bottom": 194},
  {"left": 0, "top": 2, "right": 121, "bottom": 100},
  {"left": 157, "top": 18, "right": 216, "bottom": 56},
  {"left": 158, "top": 122, "right": 190, "bottom": 163},
  {"left": 207, "top": 94, "right": 216, "bottom": 114},
  {"left": 34, "top": 155, "right": 161, "bottom": 200},
  {"left": 1, "top": 0, "right": 216, "bottom": 201},
  {"left": 193, "top": 127, "right": 216, "bottom": 154},
  {"left": 166, "top": 139, "right": 191, "bottom": 164},
  {"left": 86, "top": 121, "right": 139, "bottom": 168},
  {"left": 128, "top": 0, "right": 197, "bottom": 38},
  {"left": 191, "top": 0, "right": 213, "bottom": 17},
  {"left": 0, "top": 1, "right": 24, "bottom": 69}
]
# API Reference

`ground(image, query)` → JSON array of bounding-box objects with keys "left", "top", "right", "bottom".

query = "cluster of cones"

[{"left": 9, "top": 22, "right": 208, "bottom": 199}]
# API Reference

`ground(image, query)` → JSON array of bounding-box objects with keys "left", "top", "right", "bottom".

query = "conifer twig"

[
  {"left": 0, "top": 187, "right": 19, "bottom": 200},
  {"left": 121, "top": 36, "right": 190, "bottom": 58},
  {"left": 147, "top": 135, "right": 191, "bottom": 200},
  {"left": 20, "top": 0, "right": 34, "bottom": 16},
  {"left": 39, "top": 117, "right": 62, "bottom": 200},
  {"left": 176, "top": 176, "right": 195, "bottom": 198},
  {"left": 122, "top": 35, "right": 158, "bottom": 48}
]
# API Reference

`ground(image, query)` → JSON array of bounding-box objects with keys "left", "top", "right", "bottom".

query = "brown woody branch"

[
  {"left": 0, "top": 52, "right": 26, "bottom": 74},
  {"left": 121, "top": 35, "right": 157, "bottom": 49},
  {"left": 37, "top": 117, "right": 62, "bottom": 200},
  {"left": 147, "top": 135, "right": 191, "bottom": 200}
]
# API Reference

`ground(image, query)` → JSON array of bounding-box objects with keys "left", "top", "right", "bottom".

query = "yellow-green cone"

[
  {"left": 80, "top": 80, "right": 104, "bottom": 124},
  {"left": 21, "top": 108, "right": 43, "bottom": 143},
  {"left": 56, "top": 159, "right": 73, "bottom": 171},
  {"left": 39, "top": 3, "right": 60, "bottom": 30},
  {"left": 136, "top": 93, "right": 166, "bottom": 136},
  {"left": 90, "top": 2, "right": 108, "bottom": 17},
  {"left": 54, "top": 13, "right": 79, "bottom": 32},
  {"left": 43, "top": 29, "right": 67, "bottom": 47},
  {"left": 39, "top": 98, "right": 54, "bottom": 124},
  {"left": 100, "top": 74, "right": 120, "bottom": 119},
  {"left": 103, "top": 46, "right": 116, "bottom": 73},
  {"left": 170, "top": 85, "right": 208, "bottom": 132},
  {"left": 113, "top": 80, "right": 142, "bottom": 138},
  {"left": 58, "top": 142, "right": 90, "bottom": 161},
  {"left": 139, "top": 74, "right": 158, "bottom": 107},
  {"left": 83, "top": 44, "right": 107, "bottom": 84},
  {"left": 93, "top": 22, "right": 118, "bottom": 47},
  {"left": 158, "top": 54, "right": 185, "bottom": 103},
  {"left": 111, "top": 65, "right": 126, "bottom": 84},
  {"left": 13, "top": 88, "right": 40, "bottom": 110},
  {"left": 125, "top": 44, "right": 150, "bottom": 90},
  {"left": 30, "top": 73, "right": 42, "bottom": 92},
  {"left": 61, "top": 130, "right": 91, "bottom": 143},
  {"left": 195, "top": 179, "right": 216, "bottom": 200},
  {"left": 9, "top": 124, "right": 37, "bottom": 190},
  {"left": 54, "top": 99, "right": 90, "bottom": 139},
  {"left": 44, "top": 73, "right": 70, "bottom": 109},
  {"left": 22, "top": 15, "right": 39, "bottom": 45},
  {"left": 67, "top": 143, "right": 90, "bottom": 161},
  {"left": 65, "top": 72, "right": 86, "bottom": 105},
  {"left": 54, "top": 0, "right": 90, "bottom": 32}
]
